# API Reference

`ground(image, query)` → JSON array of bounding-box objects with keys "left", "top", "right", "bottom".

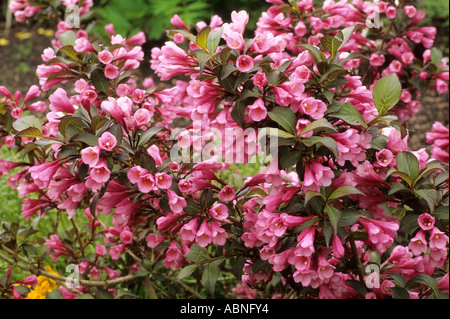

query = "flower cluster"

[{"left": 0, "top": 0, "right": 448, "bottom": 300}]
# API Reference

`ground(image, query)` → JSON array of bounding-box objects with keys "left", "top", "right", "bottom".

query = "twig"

[{"left": 165, "top": 276, "right": 205, "bottom": 299}]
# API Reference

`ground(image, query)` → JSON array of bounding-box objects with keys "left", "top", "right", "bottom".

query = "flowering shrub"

[{"left": 0, "top": 0, "right": 449, "bottom": 299}]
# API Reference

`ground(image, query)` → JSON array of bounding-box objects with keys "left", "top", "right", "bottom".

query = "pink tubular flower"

[
  {"left": 74, "top": 38, "right": 95, "bottom": 53},
  {"left": 137, "top": 173, "right": 155, "bottom": 193},
  {"left": 133, "top": 108, "right": 152, "bottom": 128},
  {"left": 385, "top": 5, "right": 397, "bottom": 19},
  {"left": 147, "top": 145, "right": 163, "bottom": 166},
  {"left": 219, "top": 185, "right": 236, "bottom": 202},
  {"left": 299, "top": 97, "right": 327, "bottom": 119},
  {"left": 236, "top": 55, "right": 254, "bottom": 72},
  {"left": 226, "top": 31, "right": 245, "bottom": 50},
  {"left": 28, "top": 161, "right": 62, "bottom": 189},
  {"left": 375, "top": 149, "right": 394, "bottom": 167},
  {"left": 403, "top": 5, "right": 416, "bottom": 18},
  {"left": 196, "top": 220, "right": 212, "bottom": 247},
  {"left": 105, "top": 64, "right": 119, "bottom": 79},
  {"left": 408, "top": 230, "right": 428, "bottom": 256},
  {"left": 49, "top": 88, "right": 76, "bottom": 114},
  {"left": 429, "top": 227, "right": 449, "bottom": 250},
  {"left": 98, "top": 131, "right": 117, "bottom": 151},
  {"left": 95, "top": 244, "right": 107, "bottom": 257},
  {"left": 248, "top": 98, "right": 267, "bottom": 122},
  {"left": 155, "top": 172, "right": 172, "bottom": 190},
  {"left": 180, "top": 218, "right": 199, "bottom": 242},
  {"left": 418, "top": 213, "right": 435, "bottom": 231},
  {"left": 90, "top": 161, "right": 111, "bottom": 184},
  {"left": 167, "top": 189, "right": 187, "bottom": 214},
  {"left": 127, "top": 165, "right": 148, "bottom": 184},
  {"left": 296, "top": 119, "right": 313, "bottom": 138},
  {"left": 369, "top": 53, "right": 385, "bottom": 67},
  {"left": 120, "top": 227, "right": 133, "bottom": 244},
  {"left": 98, "top": 50, "right": 114, "bottom": 64},
  {"left": 146, "top": 233, "right": 165, "bottom": 248},
  {"left": 210, "top": 221, "right": 228, "bottom": 245},
  {"left": 209, "top": 203, "right": 229, "bottom": 221},
  {"left": 178, "top": 179, "right": 193, "bottom": 194},
  {"left": 253, "top": 71, "right": 268, "bottom": 89}
]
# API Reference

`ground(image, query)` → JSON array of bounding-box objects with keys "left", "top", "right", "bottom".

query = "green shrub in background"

[
  {"left": 91, "top": 0, "right": 268, "bottom": 40},
  {"left": 421, "top": 0, "right": 449, "bottom": 55}
]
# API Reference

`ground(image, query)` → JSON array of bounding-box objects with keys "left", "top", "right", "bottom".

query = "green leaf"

[
  {"left": 16, "top": 127, "right": 44, "bottom": 138},
  {"left": 279, "top": 151, "right": 301, "bottom": 169},
  {"left": 207, "top": 26, "right": 223, "bottom": 53},
  {"left": 370, "top": 135, "right": 389, "bottom": 150},
  {"left": 328, "top": 186, "right": 364, "bottom": 201},
  {"left": 193, "top": 49, "right": 212, "bottom": 75},
  {"left": 389, "top": 287, "right": 410, "bottom": 299},
  {"left": 338, "top": 209, "right": 361, "bottom": 227},
  {"left": 322, "top": 221, "right": 333, "bottom": 246},
  {"left": 328, "top": 102, "right": 368, "bottom": 128},
  {"left": 58, "top": 45, "right": 79, "bottom": 61},
  {"left": 13, "top": 115, "right": 42, "bottom": 133},
  {"left": 397, "top": 151, "right": 420, "bottom": 182},
  {"left": 73, "top": 132, "right": 99, "bottom": 146},
  {"left": 346, "top": 280, "right": 368, "bottom": 297},
  {"left": 178, "top": 264, "right": 198, "bottom": 280},
  {"left": 433, "top": 206, "right": 449, "bottom": 220},
  {"left": 59, "top": 117, "right": 86, "bottom": 139},
  {"left": 298, "top": 44, "right": 326, "bottom": 63},
  {"left": 91, "top": 69, "right": 110, "bottom": 94},
  {"left": 201, "top": 260, "right": 220, "bottom": 296},
  {"left": 415, "top": 189, "right": 438, "bottom": 213},
  {"left": 137, "top": 126, "right": 167, "bottom": 147},
  {"left": 301, "top": 136, "right": 339, "bottom": 159},
  {"left": 372, "top": 73, "right": 402, "bottom": 115},
  {"left": 299, "top": 118, "right": 337, "bottom": 136},
  {"left": 185, "top": 244, "right": 207, "bottom": 263},
  {"left": 46, "top": 289, "right": 63, "bottom": 299},
  {"left": 388, "top": 273, "right": 407, "bottom": 288},
  {"left": 430, "top": 47, "right": 443, "bottom": 67},
  {"left": 231, "top": 256, "right": 246, "bottom": 280},
  {"left": 268, "top": 106, "right": 297, "bottom": 134},
  {"left": 320, "top": 35, "right": 342, "bottom": 59},
  {"left": 338, "top": 52, "right": 368, "bottom": 66},
  {"left": 196, "top": 26, "right": 211, "bottom": 52},
  {"left": 274, "top": 129, "right": 296, "bottom": 139},
  {"left": 305, "top": 191, "right": 324, "bottom": 206},
  {"left": 59, "top": 30, "right": 77, "bottom": 46},
  {"left": 406, "top": 274, "right": 440, "bottom": 299},
  {"left": 231, "top": 100, "right": 246, "bottom": 128},
  {"left": 324, "top": 205, "right": 342, "bottom": 233}
]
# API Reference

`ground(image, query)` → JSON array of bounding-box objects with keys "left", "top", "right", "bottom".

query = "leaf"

[
  {"left": 430, "top": 47, "right": 443, "bottom": 67},
  {"left": 338, "top": 52, "right": 368, "bottom": 66},
  {"left": 279, "top": 151, "right": 301, "bottom": 169},
  {"left": 328, "top": 102, "right": 368, "bottom": 128},
  {"left": 370, "top": 135, "right": 389, "bottom": 150},
  {"left": 178, "top": 264, "right": 198, "bottom": 280},
  {"left": 58, "top": 45, "right": 79, "bottom": 61},
  {"left": 274, "top": 129, "right": 296, "bottom": 139},
  {"left": 324, "top": 205, "right": 342, "bottom": 233},
  {"left": 192, "top": 49, "right": 212, "bottom": 75},
  {"left": 338, "top": 210, "right": 361, "bottom": 227},
  {"left": 328, "top": 186, "right": 364, "bottom": 201},
  {"left": 372, "top": 73, "right": 402, "bottom": 115},
  {"left": 73, "top": 132, "right": 99, "bottom": 146},
  {"left": 433, "top": 206, "right": 449, "bottom": 220},
  {"left": 137, "top": 126, "right": 167, "bottom": 147},
  {"left": 346, "top": 280, "right": 368, "bottom": 297},
  {"left": 415, "top": 189, "right": 438, "bottom": 213},
  {"left": 396, "top": 151, "right": 420, "bottom": 182},
  {"left": 299, "top": 118, "right": 337, "bottom": 136},
  {"left": 301, "top": 136, "right": 339, "bottom": 159},
  {"left": 59, "top": 30, "right": 77, "bottom": 46},
  {"left": 389, "top": 287, "right": 410, "bottom": 299},
  {"left": 201, "top": 260, "right": 220, "bottom": 296},
  {"left": 13, "top": 115, "right": 42, "bottom": 133},
  {"left": 196, "top": 26, "right": 211, "bottom": 52},
  {"left": 406, "top": 274, "right": 440, "bottom": 299},
  {"left": 185, "top": 244, "right": 207, "bottom": 263},
  {"left": 231, "top": 256, "right": 246, "bottom": 280},
  {"left": 16, "top": 127, "right": 43, "bottom": 138},
  {"left": 59, "top": 117, "right": 86, "bottom": 139},
  {"left": 298, "top": 44, "right": 326, "bottom": 63},
  {"left": 207, "top": 26, "right": 223, "bottom": 53},
  {"left": 388, "top": 273, "right": 407, "bottom": 288},
  {"left": 91, "top": 69, "right": 110, "bottom": 94},
  {"left": 320, "top": 35, "right": 342, "bottom": 59},
  {"left": 268, "top": 106, "right": 297, "bottom": 134},
  {"left": 231, "top": 100, "right": 246, "bottom": 128}
]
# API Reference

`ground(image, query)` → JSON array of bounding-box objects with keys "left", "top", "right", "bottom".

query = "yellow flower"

[
  {"left": 0, "top": 38, "right": 9, "bottom": 46},
  {"left": 15, "top": 32, "right": 32, "bottom": 40},
  {"left": 38, "top": 28, "right": 55, "bottom": 37},
  {"left": 26, "top": 266, "right": 60, "bottom": 299}
]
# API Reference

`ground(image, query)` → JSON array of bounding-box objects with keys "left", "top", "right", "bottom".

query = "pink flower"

[
  {"left": 49, "top": 88, "right": 76, "bottom": 114},
  {"left": 317, "top": 255, "right": 335, "bottom": 280},
  {"left": 167, "top": 189, "right": 187, "bottom": 214},
  {"left": 155, "top": 172, "right": 172, "bottom": 190},
  {"left": 127, "top": 165, "right": 148, "bottom": 184},
  {"left": 253, "top": 71, "right": 268, "bottom": 89},
  {"left": 98, "top": 131, "right": 117, "bottom": 152},
  {"left": 41, "top": 48, "right": 56, "bottom": 62},
  {"left": 178, "top": 179, "right": 193, "bottom": 194},
  {"left": 95, "top": 244, "right": 107, "bottom": 257},
  {"left": 133, "top": 108, "right": 152, "bottom": 128},
  {"left": 196, "top": 220, "right": 212, "bottom": 248},
  {"left": 180, "top": 218, "right": 199, "bottom": 242},
  {"left": 376, "top": 149, "right": 394, "bottom": 167},
  {"left": 295, "top": 226, "right": 316, "bottom": 257},
  {"left": 296, "top": 119, "right": 313, "bottom": 138},
  {"left": 209, "top": 203, "right": 229, "bottom": 221},
  {"left": 226, "top": 31, "right": 245, "bottom": 50},
  {"left": 120, "top": 227, "right": 133, "bottom": 244},
  {"left": 28, "top": 161, "right": 62, "bottom": 189},
  {"left": 403, "top": 5, "right": 416, "bottom": 18},
  {"left": 429, "top": 227, "right": 449, "bottom": 250},
  {"left": 109, "top": 244, "right": 125, "bottom": 260},
  {"left": 210, "top": 221, "right": 228, "bottom": 245},
  {"left": 418, "top": 213, "right": 435, "bottom": 231},
  {"left": 236, "top": 55, "right": 254, "bottom": 72},
  {"left": 146, "top": 233, "right": 165, "bottom": 248},
  {"left": 147, "top": 145, "right": 163, "bottom": 166},
  {"left": 401, "top": 52, "right": 415, "bottom": 65},
  {"left": 74, "top": 38, "right": 95, "bottom": 53},
  {"left": 90, "top": 266, "right": 101, "bottom": 280},
  {"left": 408, "top": 230, "right": 428, "bottom": 256},
  {"left": 248, "top": 98, "right": 267, "bottom": 122},
  {"left": 332, "top": 235, "right": 345, "bottom": 258},
  {"left": 137, "top": 173, "right": 155, "bottom": 193},
  {"left": 105, "top": 64, "right": 119, "bottom": 79},
  {"left": 385, "top": 5, "right": 397, "bottom": 19},
  {"left": 219, "top": 185, "right": 236, "bottom": 202},
  {"left": 90, "top": 161, "right": 111, "bottom": 184},
  {"left": 299, "top": 97, "right": 327, "bottom": 119},
  {"left": 4, "top": 135, "right": 15, "bottom": 147},
  {"left": 370, "top": 53, "right": 385, "bottom": 67},
  {"left": 98, "top": 50, "right": 114, "bottom": 64}
]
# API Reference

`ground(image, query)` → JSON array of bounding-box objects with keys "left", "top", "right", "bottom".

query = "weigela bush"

[{"left": 0, "top": 0, "right": 449, "bottom": 299}]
